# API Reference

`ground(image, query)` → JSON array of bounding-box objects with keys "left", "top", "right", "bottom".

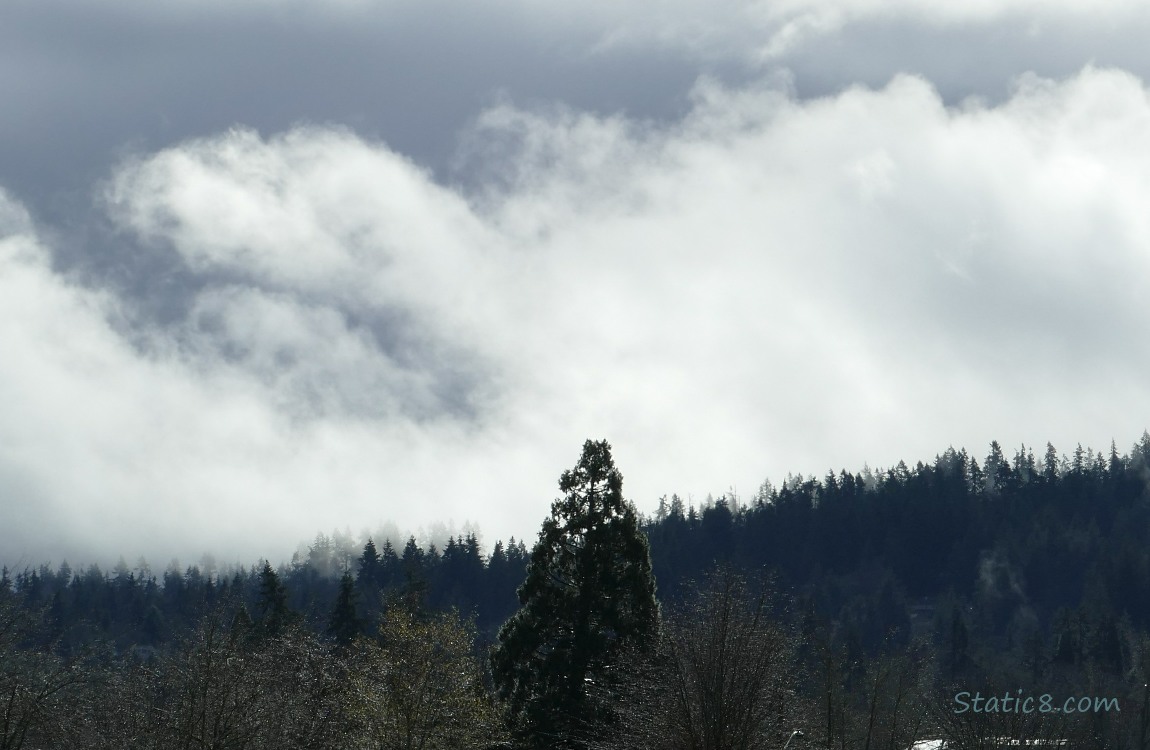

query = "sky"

[{"left": 3, "top": 0, "right": 1150, "bottom": 570}]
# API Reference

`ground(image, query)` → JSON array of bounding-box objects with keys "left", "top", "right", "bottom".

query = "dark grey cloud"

[
  {"left": 2, "top": 0, "right": 713, "bottom": 355},
  {"left": 0, "top": 1, "right": 705, "bottom": 221},
  {"left": 6, "top": 1, "right": 1145, "bottom": 232}
]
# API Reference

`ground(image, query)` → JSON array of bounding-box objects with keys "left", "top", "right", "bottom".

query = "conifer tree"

[
  {"left": 357, "top": 539, "right": 381, "bottom": 587},
  {"left": 491, "top": 439, "right": 659, "bottom": 749},
  {"left": 257, "top": 561, "right": 291, "bottom": 637},
  {"left": 378, "top": 539, "right": 400, "bottom": 592},
  {"left": 1043, "top": 442, "right": 1060, "bottom": 483},
  {"left": 329, "top": 571, "right": 361, "bottom": 648}
]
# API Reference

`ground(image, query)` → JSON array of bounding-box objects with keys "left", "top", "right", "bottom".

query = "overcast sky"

[{"left": 4, "top": 0, "right": 1150, "bottom": 570}]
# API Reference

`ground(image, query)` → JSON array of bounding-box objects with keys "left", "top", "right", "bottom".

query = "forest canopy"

[{"left": 4, "top": 433, "right": 1150, "bottom": 748}]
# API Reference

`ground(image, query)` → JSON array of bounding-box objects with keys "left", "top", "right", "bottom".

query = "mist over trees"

[{"left": 5, "top": 433, "right": 1150, "bottom": 747}]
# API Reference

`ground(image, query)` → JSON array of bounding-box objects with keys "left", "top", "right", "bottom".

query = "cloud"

[
  {"left": 0, "top": 177, "right": 515, "bottom": 567},
  {"left": 4, "top": 65, "right": 1150, "bottom": 567},
  {"left": 9, "top": 0, "right": 1150, "bottom": 254},
  {"left": 579, "top": 0, "right": 1150, "bottom": 61}
]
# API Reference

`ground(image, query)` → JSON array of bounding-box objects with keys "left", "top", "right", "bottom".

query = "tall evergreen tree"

[
  {"left": 399, "top": 537, "right": 429, "bottom": 612},
  {"left": 329, "top": 571, "right": 361, "bottom": 648},
  {"left": 1043, "top": 442, "right": 1060, "bottom": 483},
  {"left": 379, "top": 539, "right": 400, "bottom": 587},
  {"left": 358, "top": 539, "right": 381, "bottom": 586},
  {"left": 490, "top": 439, "right": 660, "bottom": 749},
  {"left": 355, "top": 539, "right": 384, "bottom": 625},
  {"left": 257, "top": 561, "right": 291, "bottom": 637}
]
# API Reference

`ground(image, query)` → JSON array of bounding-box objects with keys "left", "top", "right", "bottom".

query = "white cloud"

[
  {"left": 5, "top": 65, "right": 1150, "bottom": 566},
  {"left": 0, "top": 182, "right": 519, "bottom": 567}
]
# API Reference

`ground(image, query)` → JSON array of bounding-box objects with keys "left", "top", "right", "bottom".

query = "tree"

[
  {"left": 1043, "top": 442, "right": 1060, "bottom": 483},
  {"left": 349, "top": 604, "right": 506, "bottom": 749},
  {"left": 984, "top": 440, "right": 1010, "bottom": 495},
  {"left": 329, "top": 571, "right": 362, "bottom": 648},
  {"left": 0, "top": 592, "right": 85, "bottom": 750},
  {"left": 357, "top": 539, "right": 386, "bottom": 626},
  {"left": 398, "top": 537, "right": 428, "bottom": 612},
  {"left": 491, "top": 439, "right": 660, "bottom": 749},
  {"left": 257, "top": 561, "right": 292, "bottom": 638},
  {"left": 358, "top": 539, "right": 382, "bottom": 588},
  {"left": 595, "top": 567, "right": 802, "bottom": 750}
]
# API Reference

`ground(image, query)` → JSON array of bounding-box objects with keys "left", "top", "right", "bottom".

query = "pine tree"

[
  {"left": 257, "top": 561, "right": 291, "bottom": 637},
  {"left": 399, "top": 537, "right": 429, "bottom": 612},
  {"left": 379, "top": 539, "right": 400, "bottom": 591},
  {"left": 329, "top": 571, "right": 361, "bottom": 648},
  {"left": 1043, "top": 442, "right": 1059, "bottom": 483},
  {"left": 358, "top": 539, "right": 381, "bottom": 586},
  {"left": 984, "top": 440, "right": 1009, "bottom": 495},
  {"left": 1108, "top": 439, "right": 1124, "bottom": 480},
  {"left": 490, "top": 439, "right": 660, "bottom": 749}
]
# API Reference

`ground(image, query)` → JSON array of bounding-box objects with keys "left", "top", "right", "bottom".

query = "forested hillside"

[{"left": 5, "top": 434, "right": 1150, "bottom": 748}]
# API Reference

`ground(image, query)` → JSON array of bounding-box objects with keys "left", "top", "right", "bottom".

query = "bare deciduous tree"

[
  {"left": 594, "top": 566, "right": 804, "bottom": 750},
  {"left": 0, "top": 591, "right": 86, "bottom": 750},
  {"left": 349, "top": 604, "right": 508, "bottom": 750},
  {"left": 60, "top": 600, "right": 354, "bottom": 750}
]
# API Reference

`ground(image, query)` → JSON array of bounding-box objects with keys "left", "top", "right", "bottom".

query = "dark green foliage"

[
  {"left": 13, "top": 431, "right": 1150, "bottom": 747},
  {"left": 10, "top": 432, "right": 1150, "bottom": 672},
  {"left": 491, "top": 439, "right": 660, "bottom": 749},
  {"left": 328, "top": 571, "right": 361, "bottom": 648},
  {"left": 257, "top": 561, "right": 293, "bottom": 637},
  {"left": 357, "top": 538, "right": 381, "bottom": 591},
  {"left": 397, "top": 536, "right": 431, "bottom": 613}
]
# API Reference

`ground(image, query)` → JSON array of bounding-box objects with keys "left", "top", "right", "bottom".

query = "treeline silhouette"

[
  {"left": 5, "top": 433, "right": 1150, "bottom": 748},
  {"left": 8, "top": 435, "right": 1150, "bottom": 665},
  {"left": 650, "top": 434, "right": 1150, "bottom": 665},
  {"left": 4, "top": 534, "right": 532, "bottom": 655}
]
